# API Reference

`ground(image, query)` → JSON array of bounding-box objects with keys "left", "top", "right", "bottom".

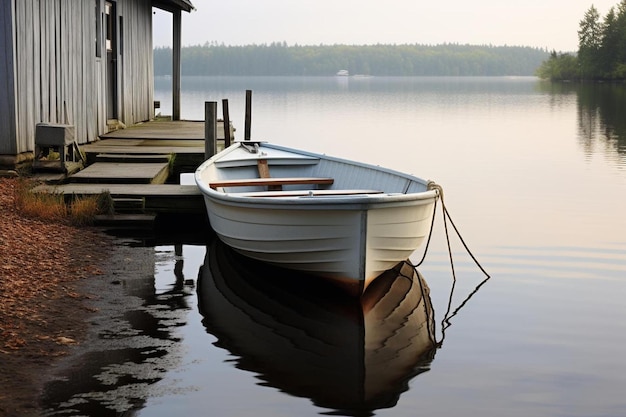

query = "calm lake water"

[{"left": 45, "top": 77, "right": 626, "bottom": 416}]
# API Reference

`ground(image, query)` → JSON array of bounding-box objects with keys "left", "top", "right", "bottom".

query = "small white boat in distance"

[
  {"left": 195, "top": 141, "right": 439, "bottom": 295},
  {"left": 336, "top": 69, "right": 349, "bottom": 76}
]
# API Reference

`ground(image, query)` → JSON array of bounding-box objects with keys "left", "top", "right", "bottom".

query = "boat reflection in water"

[{"left": 198, "top": 240, "right": 438, "bottom": 415}]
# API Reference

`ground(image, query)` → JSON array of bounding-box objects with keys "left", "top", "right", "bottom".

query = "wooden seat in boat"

[{"left": 209, "top": 158, "right": 335, "bottom": 190}]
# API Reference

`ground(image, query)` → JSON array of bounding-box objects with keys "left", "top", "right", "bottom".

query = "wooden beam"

[
  {"left": 257, "top": 159, "right": 281, "bottom": 190},
  {"left": 256, "top": 159, "right": 271, "bottom": 178}
]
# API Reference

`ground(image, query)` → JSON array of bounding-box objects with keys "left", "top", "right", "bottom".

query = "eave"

[{"left": 152, "top": 0, "right": 195, "bottom": 13}]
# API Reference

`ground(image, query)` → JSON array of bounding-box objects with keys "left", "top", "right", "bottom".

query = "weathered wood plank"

[
  {"left": 257, "top": 159, "right": 271, "bottom": 178},
  {"left": 34, "top": 183, "right": 201, "bottom": 196},
  {"left": 95, "top": 153, "right": 172, "bottom": 163},
  {"left": 82, "top": 143, "right": 204, "bottom": 155},
  {"left": 257, "top": 159, "right": 282, "bottom": 191},
  {"left": 33, "top": 183, "right": 205, "bottom": 214},
  {"left": 93, "top": 214, "right": 156, "bottom": 228},
  {"left": 99, "top": 120, "right": 229, "bottom": 140},
  {"left": 70, "top": 162, "right": 170, "bottom": 184}
]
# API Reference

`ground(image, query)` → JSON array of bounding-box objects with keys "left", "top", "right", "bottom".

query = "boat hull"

[
  {"left": 196, "top": 142, "right": 439, "bottom": 293},
  {"left": 203, "top": 194, "right": 435, "bottom": 290}
]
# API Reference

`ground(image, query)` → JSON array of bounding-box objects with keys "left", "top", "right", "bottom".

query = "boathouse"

[{"left": 0, "top": 0, "right": 194, "bottom": 170}]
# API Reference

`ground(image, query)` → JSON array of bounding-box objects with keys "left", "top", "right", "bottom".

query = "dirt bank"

[{"left": 0, "top": 178, "right": 114, "bottom": 417}]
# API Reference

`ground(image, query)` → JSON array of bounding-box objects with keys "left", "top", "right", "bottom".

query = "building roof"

[{"left": 152, "top": 0, "right": 195, "bottom": 13}]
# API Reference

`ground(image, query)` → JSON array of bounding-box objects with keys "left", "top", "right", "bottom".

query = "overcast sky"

[{"left": 153, "top": 0, "right": 620, "bottom": 52}]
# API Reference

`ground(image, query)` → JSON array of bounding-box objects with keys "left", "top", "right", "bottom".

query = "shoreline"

[{"left": 0, "top": 177, "right": 116, "bottom": 416}]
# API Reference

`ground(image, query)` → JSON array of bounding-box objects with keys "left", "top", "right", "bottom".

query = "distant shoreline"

[{"left": 154, "top": 44, "right": 548, "bottom": 77}]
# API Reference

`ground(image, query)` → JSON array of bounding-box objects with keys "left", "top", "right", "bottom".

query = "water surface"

[{"left": 45, "top": 76, "right": 626, "bottom": 416}]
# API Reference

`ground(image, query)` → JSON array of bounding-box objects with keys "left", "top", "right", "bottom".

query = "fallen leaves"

[
  {"left": 0, "top": 177, "right": 112, "bottom": 353},
  {"left": 1, "top": 177, "right": 116, "bottom": 417},
  {"left": 55, "top": 336, "right": 76, "bottom": 345}
]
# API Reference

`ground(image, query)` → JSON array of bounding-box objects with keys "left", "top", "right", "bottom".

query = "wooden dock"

[
  {"left": 100, "top": 119, "right": 220, "bottom": 140},
  {"left": 71, "top": 162, "right": 171, "bottom": 184},
  {"left": 33, "top": 120, "right": 227, "bottom": 223},
  {"left": 83, "top": 120, "right": 226, "bottom": 172},
  {"left": 33, "top": 183, "right": 205, "bottom": 214}
]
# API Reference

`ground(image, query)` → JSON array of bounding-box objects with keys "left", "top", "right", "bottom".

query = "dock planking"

[
  {"left": 95, "top": 153, "right": 172, "bottom": 163},
  {"left": 69, "top": 162, "right": 171, "bottom": 184},
  {"left": 99, "top": 120, "right": 230, "bottom": 140},
  {"left": 81, "top": 138, "right": 210, "bottom": 174},
  {"left": 82, "top": 139, "right": 205, "bottom": 161},
  {"left": 31, "top": 120, "right": 230, "bottom": 220}
]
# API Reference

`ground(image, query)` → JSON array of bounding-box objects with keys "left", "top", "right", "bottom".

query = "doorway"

[{"left": 105, "top": 1, "right": 118, "bottom": 121}]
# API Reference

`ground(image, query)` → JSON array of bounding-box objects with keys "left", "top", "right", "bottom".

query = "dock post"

[
  {"left": 205, "top": 101, "right": 217, "bottom": 159},
  {"left": 244, "top": 90, "right": 252, "bottom": 140},
  {"left": 172, "top": 9, "right": 182, "bottom": 121},
  {"left": 222, "top": 99, "right": 231, "bottom": 147}
]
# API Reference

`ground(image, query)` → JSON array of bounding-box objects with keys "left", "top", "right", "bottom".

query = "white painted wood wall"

[{"left": 0, "top": 0, "right": 154, "bottom": 157}]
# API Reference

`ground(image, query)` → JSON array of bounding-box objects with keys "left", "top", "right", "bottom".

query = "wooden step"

[
  {"left": 32, "top": 183, "right": 205, "bottom": 214},
  {"left": 69, "top": 162, "right": 170, "bottom": 185},
  {"left": 112, "top": 197, "right": 146, "bottom": 212},
  {"left": 93, "top": 214, "right": 156, "bottom": 228},
  {"left": 95, "top": 153, "right": 172, "bottom": 163}
]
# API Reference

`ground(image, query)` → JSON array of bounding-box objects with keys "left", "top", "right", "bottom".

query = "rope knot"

[{"left": 427, "top": 181, "right": 443, "bottom": 200}]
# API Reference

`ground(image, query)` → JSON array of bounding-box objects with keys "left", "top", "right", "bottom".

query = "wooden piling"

[
  {"left": 205, "top": 101, "right": 217, "bottom": 159},
  {"left": 222, "top": 98, "right": 231, "bottom": 147},
  {"left": 244, "top": 89, "right": 252, "bottom": 140},
  {"left": 172, "top": 9, "right": 182, "bottom": 121}
]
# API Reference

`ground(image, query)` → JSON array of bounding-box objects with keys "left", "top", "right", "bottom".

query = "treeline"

[
  {"left": 537, "top": 1, "right": 626, "bottom": 81},
  {"left": 154, "top": 43, "right": 548, "bottom": 76}
]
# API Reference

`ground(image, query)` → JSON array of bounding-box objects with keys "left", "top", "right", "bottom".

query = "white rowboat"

[{"left": 195, "top": 141, "right": 439, "bottom": 294}]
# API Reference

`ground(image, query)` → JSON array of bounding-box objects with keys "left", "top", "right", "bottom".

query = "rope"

[
  {"left": 408, "top": 182, "right": 491, "bottom": 345},
  {"left": 411, "top": 181, "right": 441, "bottom": 267}
]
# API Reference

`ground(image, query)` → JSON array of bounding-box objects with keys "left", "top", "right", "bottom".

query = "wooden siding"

[
  {"left": 0, "top": 0, "right": 17, "bottom": 155},
  {"left": 118, "top": 0, "right": 155, "bottom": 126},
  {"left": 4, "top": 0, "right": 155, "bottom": 156}
]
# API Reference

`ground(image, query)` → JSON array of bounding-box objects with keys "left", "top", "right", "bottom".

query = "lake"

[{"left": 45, "top": 76, "right": 626, "bottom": 416}]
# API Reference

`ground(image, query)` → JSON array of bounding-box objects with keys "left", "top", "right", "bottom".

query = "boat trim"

[
  {"left": 209, "top": 177, "right": 334, "bottom": 189},
  {"left": 236, "top": 189, "right": 385, "bottom": 198}
]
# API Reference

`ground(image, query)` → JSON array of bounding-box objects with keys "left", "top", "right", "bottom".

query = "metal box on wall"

[
  {"left": 35, "top": 123, "right": 75, "bottom": 146},
  {"left": 33, "top": 123, "right": 76, "bottom": 172}
]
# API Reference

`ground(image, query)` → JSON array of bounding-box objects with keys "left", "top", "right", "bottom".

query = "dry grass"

[
  {"left": 14, "top": 179, "right": 67, "bottom": 221},
  {"left": 69, "top": 197, "right": 99, "bottom": 226},
  {"left": 13, "top": 178, "right": 113, "bottom": 225}
]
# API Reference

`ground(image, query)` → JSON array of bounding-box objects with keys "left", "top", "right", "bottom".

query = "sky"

[{"left": 153, "top": 0, "right": 622, "bottom": 52}]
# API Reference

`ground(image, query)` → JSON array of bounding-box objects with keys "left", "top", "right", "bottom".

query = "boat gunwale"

[
  {"left": 202, "top": 189, "right": 438, "bottom": 208},
  {"left": 195, "top": 141, "right": 439, "bottom": 207}
]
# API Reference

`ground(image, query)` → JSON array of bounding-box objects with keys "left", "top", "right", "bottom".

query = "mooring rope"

[
  {"left": 410, "top": 181, "right": 442, "bottom": 268},
  {"left": 409, "top": 181, "right": 491, "bottom": 344}
]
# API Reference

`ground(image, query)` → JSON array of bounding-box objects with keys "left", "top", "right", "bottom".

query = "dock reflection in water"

[{"left": 198, "top": 240, "right": 438, "bottom": 415}]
